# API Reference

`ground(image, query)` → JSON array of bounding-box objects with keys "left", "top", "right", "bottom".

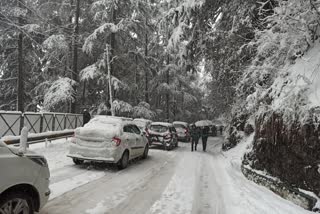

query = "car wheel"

[
  {"left": 118, "top": 151, "right": 129, "bottom": 170},
  {"left": 73, "top": 158, "right": 84, "bottom": 165},
  {"left": 142, "top": 144, "right": 149, "bottom": 159},
  {"left": 0, "top": 191, "right": 34, "bottom": 214}
]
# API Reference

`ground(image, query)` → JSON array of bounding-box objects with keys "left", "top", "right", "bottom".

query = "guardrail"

[
  {"left": 2, "top": 130, "right": 74, "bottom": 145},
  {"left": 0, "top": 111, "right": 83, "bottom": 138}
]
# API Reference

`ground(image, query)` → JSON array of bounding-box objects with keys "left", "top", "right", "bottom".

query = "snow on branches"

[
  {"left": 43, "top": 77, "right": 76, "bottom": 111},
  {"left": 113, "top": 100, "right": 133, "bottom": 114},
  {"left": 43, "top": 34, "right": 68, "bottom": 52},
  {"left": 80, "top": 63, "right": 128, "bottom": 91},
  {"left": 83, "top": 23, "right": 119, "bottom": 55}
]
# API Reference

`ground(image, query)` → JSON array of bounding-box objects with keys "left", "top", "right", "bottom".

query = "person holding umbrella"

[
  {"left": 201, "top": 125, "right": 210, "bottom": 152},
  {"left": 190, "top": 124, "right": 200, "bottom": 151}
]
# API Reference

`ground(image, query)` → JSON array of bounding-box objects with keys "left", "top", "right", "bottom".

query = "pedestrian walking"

[
  {"left": 201, "top": 125, "right": 210, "bottom": 152},
  {"left": 190, "top": 124, "right": 200, "bottom": 152},
  {"left": 219, "top": 125, "right": 223, "bottom": 135},
  {"left": 83, "top": 109, "right": 91, "bottom": 126}
]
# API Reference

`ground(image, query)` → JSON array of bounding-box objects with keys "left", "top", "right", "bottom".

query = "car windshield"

[{"left": 149, "top": 125, "right": 168, "bottom": 133}]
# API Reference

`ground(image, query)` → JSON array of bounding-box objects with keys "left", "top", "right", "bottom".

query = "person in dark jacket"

[
  {"left": 201, "top": 126, "right": 210, "bottom": 152},
  {"left": 83, "top": 109, "right": 91, "bottom": 126},
  {"left": 190, "top": 124, "right": 201, "bottom": 151}
]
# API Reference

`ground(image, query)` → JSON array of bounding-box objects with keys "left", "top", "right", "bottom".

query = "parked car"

[
  {"left": 133, "top": 118, "right": 152, "bottom": 134},
  {"left": 173, "top": 121, "right": 190, "bottom": 142},
  {"left": 133, "top": 118, "right": 152, "bottom": 144},
  {"left": 68, "top": 116, "right": 149, "bottom": 169},
  {"left": 147, "top": 122, "right": 178, "bottom": 150},
  {"left": 0, "top": 141, "right": 50, "bottom": 213}
]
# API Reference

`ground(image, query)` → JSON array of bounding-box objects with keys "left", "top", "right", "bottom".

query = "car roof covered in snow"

[
  {"left": 150, "top": 122, "right": 173, "bottom": 127},
  {"left": 172, "top": 121, "right": 188, "bottom": 126},
  {"left": 93, "top": 115, "right": 133, "bottom": 121},
  {"left": 133, "top": 118, "right": 152, "bottom": 123},
  {"left": 87, "top": 116, "right": 134, "bottom": 127}
]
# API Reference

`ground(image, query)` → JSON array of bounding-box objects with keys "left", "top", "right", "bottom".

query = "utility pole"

[
  {"left": 71, "top": 0, "right": 80, "bottom": 113},
  {"left": 17, "top": 0, "right": 24, "bottom": 112},
  {"left": 106, "top": 45, "right": 115, "bottom": 116}
]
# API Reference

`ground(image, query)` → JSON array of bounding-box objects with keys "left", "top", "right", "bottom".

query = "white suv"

[
  {"left": 68, "top": 116, "right": 149, "bottom": 169},
  {"left": 0, "top": 141, "right": 50, "bottom": 214}
]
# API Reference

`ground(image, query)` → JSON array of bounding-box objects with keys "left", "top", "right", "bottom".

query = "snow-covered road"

[{"left": 32, "top": 137, "right": 313, "bottom": 214}]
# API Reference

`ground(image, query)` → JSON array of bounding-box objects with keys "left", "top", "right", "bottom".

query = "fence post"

[
  {"left": 75, "top": 114, "right": 78, "bottom": 128},
  {"left": 19, "top": 113, "right": 24, "bottom": 135},
  {"left": 52, "top": 114, "right": 55, "bottom": 131},
  {"left": 40, "top": 113, "right": 43, "bottom": 133},
  {"left": 64, "top": 114, "right": 67, "bottom": 130}
]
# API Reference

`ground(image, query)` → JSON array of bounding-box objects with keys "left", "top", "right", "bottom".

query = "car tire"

[
  {"left": 175, "top": 140, "right": 178, "bottom": 147},
  {"left": 0, "top": 191, "right": 34, "bottom": 214},
  {"left": 142, "top": 144, "right": 149, "bottom": 159},
  {"left": 118, "top": 151, "right": 129, "bottom": 170},
  {"left": 73, "top": 158, "right": 84, "bottom": 165}
]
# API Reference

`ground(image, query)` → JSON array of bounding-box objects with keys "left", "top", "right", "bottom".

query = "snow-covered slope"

[{"left": 270, "top": 41, "right": 320, "bottom": 114}]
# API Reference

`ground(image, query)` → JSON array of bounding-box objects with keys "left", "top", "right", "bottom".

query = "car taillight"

[
  {"left": 184, "top": 128, "right": 188, "bottom": 134},
  {"left": 112, "top": 137, "right": 122, "bottom": 146},
  {"left": 164, "top": 134, "right": 171, "bottom": 139}
]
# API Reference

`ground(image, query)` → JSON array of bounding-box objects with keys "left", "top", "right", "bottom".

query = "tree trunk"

[
  {"left": 71, "top": 0, "right": 80, "bottom": 113},
  {"left": 110, "top": 5, "right": 116, "bottom": 75},
  {"left": 166, "top": 54, "right": 170, "bottom": 121},
  {"left": 144, "top": 19, "right": 149, "bottom": 103},
  {"left": 106, "top": 45, "right": 115, "bottom": 116},
  {"left": 17, "top": 0, "right": 24, "bottom": 112},
  {"left": 135, "top": 54, "right": 139, "bottom": 105}
]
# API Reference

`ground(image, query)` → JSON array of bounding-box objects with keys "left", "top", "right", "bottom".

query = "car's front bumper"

[{"left": 34, "top": 169, "right": 50, "bottom": 211}]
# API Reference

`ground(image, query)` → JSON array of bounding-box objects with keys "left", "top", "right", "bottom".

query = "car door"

[
  {"left": 123, "top": 125, "right": 137, "bottom": 158},
  {"left": 131, "top": 124, "right": 145, "bottom": 155}
]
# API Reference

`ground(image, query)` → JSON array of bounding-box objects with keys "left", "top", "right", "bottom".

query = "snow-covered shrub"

[
  {"left": 113, "top": 99, "right": 133, "bottom": 116},
  {"left": 132, "top": 102, "right": 156, "bottom": 120}
]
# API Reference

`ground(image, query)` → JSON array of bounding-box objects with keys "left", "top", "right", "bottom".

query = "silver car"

[
  {"left": 68, "top": 116, "right": 149, "bottom": 169},
  {"left": 0, "top": 141, "right": 50, "bottom": 214}
]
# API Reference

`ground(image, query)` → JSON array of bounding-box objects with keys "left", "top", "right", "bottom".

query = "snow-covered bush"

[{"left": 132, "top": 102, "right": 156, "bottom": 120}]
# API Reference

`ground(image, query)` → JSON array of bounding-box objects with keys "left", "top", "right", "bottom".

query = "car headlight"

[{"left": 27, "top": 156, "right": 48, "bottom": 167}]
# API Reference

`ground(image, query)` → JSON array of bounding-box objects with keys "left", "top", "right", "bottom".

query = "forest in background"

[
  {"left": 1, "top": 0, "right": 319, "bottom": 124},
  {"left": 2, "top": 0, "right": 320, "bottom": 196},
  {"left": 0, "top": 0, "right": 269, "bottom": 122}
]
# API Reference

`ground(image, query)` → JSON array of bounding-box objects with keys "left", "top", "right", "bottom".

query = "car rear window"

[
  {"left": 150, "top": 125, "right": 168, "bottom": 133},
  {"left": 174, "top": 124, "right": 186, "bottom": 129}
]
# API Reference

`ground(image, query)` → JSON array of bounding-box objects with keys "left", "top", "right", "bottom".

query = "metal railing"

[{"left": 0, "top": 111, "right": 83, "bottom": 138}]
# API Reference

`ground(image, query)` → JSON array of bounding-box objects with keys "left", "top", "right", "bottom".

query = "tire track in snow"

[
  {"left": 147, "top": 150, "right": 201, "bottom": 214},
  {"left": 40, "top": 150, "right": 176, "bottom": 214}
]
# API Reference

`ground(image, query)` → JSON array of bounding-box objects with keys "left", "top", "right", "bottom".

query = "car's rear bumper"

[
  {"left": 67, "top": 154, "right": 115, "bottom": 163},
  {"left": 68, "top": 144, "right": 118, "bottom": 162}
]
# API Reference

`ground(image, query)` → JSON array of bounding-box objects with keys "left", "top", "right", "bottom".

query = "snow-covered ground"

[{"left": 32, "top": 137, "right": 313, "bottom": 214}]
